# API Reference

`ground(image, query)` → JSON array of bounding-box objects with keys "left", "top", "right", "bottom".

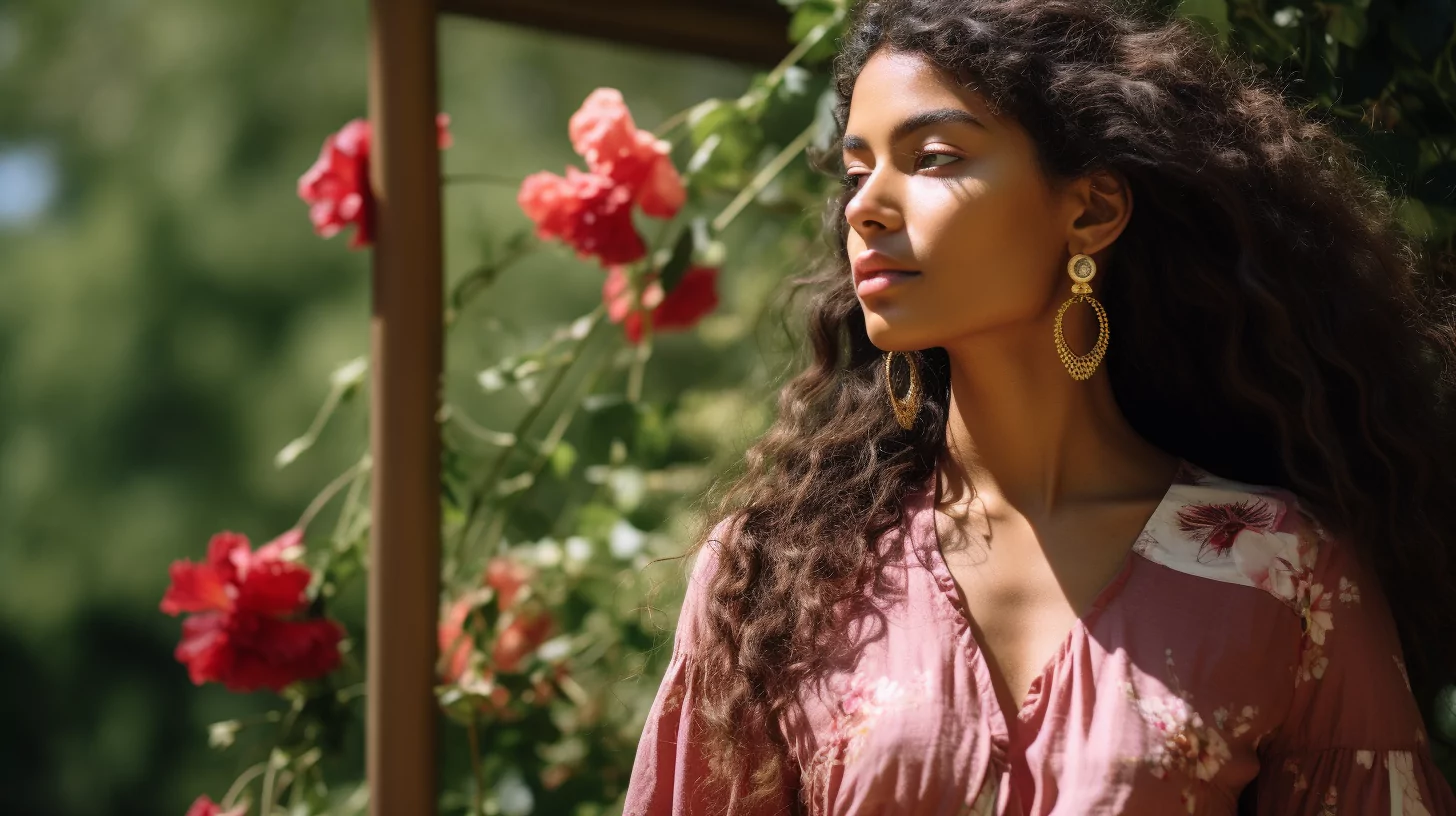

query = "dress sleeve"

[
  {"left": 621, "top": 519, "right": 801, "bottom": 816},
  {"left": 1254, "top": 510, "right": 1456, "bottom": 815}
]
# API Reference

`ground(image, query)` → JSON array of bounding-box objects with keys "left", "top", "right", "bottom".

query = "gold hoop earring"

[
  {"left": 1053, "top": 253, "right": 1110, "bottom": 381},
  {"left": 883, "top": 351, "right": 923, "bottom": 430}
]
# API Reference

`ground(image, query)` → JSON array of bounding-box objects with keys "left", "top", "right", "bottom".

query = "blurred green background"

[
  {"left": 3, "top": 0, "right": 1453, "bottom": 813},
  {"left": 0, "top": 2, "right": 778, "bottom": 812}
]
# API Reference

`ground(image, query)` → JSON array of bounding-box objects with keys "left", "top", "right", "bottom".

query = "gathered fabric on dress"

[{"left": 623, "top": 460, "right": 1456, "bottom": 815}]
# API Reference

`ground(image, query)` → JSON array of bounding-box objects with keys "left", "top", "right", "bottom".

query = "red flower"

[
  {"left": 485, "top": 555, "right": 533, "bottom": 610},
  {"left": 298, "top": 113, "right": 452, "bottom": 250},
  {"left": 568, "top": 88, "right": 685, "bottom": 218},
  {"left": 517, "top": 88, "right": 686, "bottom": 266},
  {"left": 1175, "top": 500, "right": 1278, "bottom": 560},
  {"left": 185, "top": 795, "right": 246, "bottom": 816},
  {"left": 493, "top": 609, "right": 555, "bottom": 673},
  {"left": 603, "top": 264, "right": 720, "bottom": 344},
  {"left": 517, "top": 167, "right": 645, "bottom": 265},
  {"left": 439, "top": 555, "right": 535, "bottom": 684},
  {"left": 438, "top": 594, "right": 477, "bottom": 685},
  {"left": 161, "top": 530, "right": 344, "bottom": 693}
]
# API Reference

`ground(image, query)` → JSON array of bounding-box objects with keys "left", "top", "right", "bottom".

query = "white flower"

[
  {"left": 609, "top": 519, "right": 646, "bottom": 559},
  {"left": 564, "top": 535, "right": 593, "bottom": 565},
  {"left": 1231, "top": 529, "right": 1309, "bottom": 603}
]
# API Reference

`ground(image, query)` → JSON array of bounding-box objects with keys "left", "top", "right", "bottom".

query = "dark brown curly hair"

[{"left": 671, "top": 0, "right": 1456, "bottom": 806}]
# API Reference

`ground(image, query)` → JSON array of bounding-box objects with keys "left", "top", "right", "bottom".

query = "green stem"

[
  {"left": 296, "top": 453, "right": 371, "bottom": 532},
  {"left": 331, "top": 455, "right": 370, "bottom": 550},
  {"left": 444, "top": 404, "right": 517, "bottom": 447},
  {"left": 712, "top": 122, "right": 816, "bottom": 234},
  {"left": 649, "top": 11, "right": 833, "bottom": 143},
  {"left": 627, "top": 329, "right": 653, "bottom": 404},
  {"left": 457, "top": 307, "right": 606, "bottom": 555},
  {"left": 222, "top": 762, "right": 268, "bottom": 810},
  {"left": 260, "top": 757, "right": 279, "bottom": 816},
  {"left": 449, "top": 240, "right": 536, "bottom": 321},
  {"left": 764, "top": 14, "right": 836, "bottom": 88},
  {"left": 652, "top": 107, "right": 693, "bottom": 139},
  {"left": 468, "top": 713, "right": 486, "bottom": 815},
  {"left": 477, "top": 346, "right": 611, "bottom": 560}
]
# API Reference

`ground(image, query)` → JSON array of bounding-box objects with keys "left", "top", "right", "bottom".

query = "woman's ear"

[{"left": 1067, "top": 168, "right": 1133, "bottom": 258}]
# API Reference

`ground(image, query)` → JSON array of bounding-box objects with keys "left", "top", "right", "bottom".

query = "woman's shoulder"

[{"left": 1134, "top": 459, "right": 1347, "bottom": 610}]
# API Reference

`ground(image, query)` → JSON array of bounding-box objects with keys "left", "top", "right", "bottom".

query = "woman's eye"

[
  {"left": 916, "top": 152, "right": 958, "bottom": 170},
  {"left": 840, "top": 153, "right": 959, "bottom": 190}
]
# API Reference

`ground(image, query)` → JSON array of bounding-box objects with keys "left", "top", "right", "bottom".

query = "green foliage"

[{"left": 1164, "top": 0, "right": 1456, "bottom": 247}]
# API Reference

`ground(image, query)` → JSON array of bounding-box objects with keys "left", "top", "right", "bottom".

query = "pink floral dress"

[{"left": 623, "top": 459, "right": 1456, "bottom": 815}]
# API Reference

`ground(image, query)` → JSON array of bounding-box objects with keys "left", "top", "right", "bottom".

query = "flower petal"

[
  {"left": 175, "top": 612, "right": 232, "bottom": 687},
  {"left": 160, "top": 560, "right": 234, "bottom": 615},
  {"left": 234, "top": 558, "right": 311, "bottom": 616}
]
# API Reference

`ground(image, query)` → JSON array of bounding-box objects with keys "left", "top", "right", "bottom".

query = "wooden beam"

[
  {"left": 441, "top": 0, "right": 792, "bottom": 65},
  {"left": 367, "top": 0, "right": 443, "bottom": 814}
]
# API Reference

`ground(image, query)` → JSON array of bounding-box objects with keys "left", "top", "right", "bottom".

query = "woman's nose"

[{"left": 844, "top": 172, "right": 904, "bottom": 235}]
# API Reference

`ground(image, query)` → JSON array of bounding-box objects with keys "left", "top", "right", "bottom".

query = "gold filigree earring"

[
  {"left": 1053, "top": 253, "right": 1110, "bottom": 381},
  {"left": 883, "top": 351, "right": 922, "bottom": 430}
]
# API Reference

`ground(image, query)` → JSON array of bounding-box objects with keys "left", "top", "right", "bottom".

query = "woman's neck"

[{"left": 937, "top": 324, "right": 1174, "bottom": 517}]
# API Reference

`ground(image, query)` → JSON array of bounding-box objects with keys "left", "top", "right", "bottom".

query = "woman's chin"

[{"left": 863, "top": 313, "right": 931, "bottom": 352}]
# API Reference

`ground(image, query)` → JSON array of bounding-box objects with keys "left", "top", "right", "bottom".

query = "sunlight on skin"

[{"left": 842, "top": 48, "right": 1180, "bottom": 718}]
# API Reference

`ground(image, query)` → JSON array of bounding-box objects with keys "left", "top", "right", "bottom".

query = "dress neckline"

[{"left": 912, "top": 456, "right": 1192, "bottom": 740}]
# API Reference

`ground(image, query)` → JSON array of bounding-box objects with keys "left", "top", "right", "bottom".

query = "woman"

[{"left": 624, "top": 0, "right": 1456, "bottom": 813}]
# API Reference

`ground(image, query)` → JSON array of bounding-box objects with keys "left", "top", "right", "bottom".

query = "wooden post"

[{"left": 367, "top": 1, "right": 442, "bottom": 814}]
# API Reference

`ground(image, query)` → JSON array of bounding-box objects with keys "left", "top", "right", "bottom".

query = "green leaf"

[
  {"left": 1326, "top": 5, "right": 1367, "bottom": 48},
  {"left": 686, "top": 101, "right": 761, "bottom": 190},
  {"left": 550, "top": 441, "right": 578, "bottom": 479},
  {"left": 658, "top": 218, "right": 706, "bottom": 293},
  {"left": 1178, "top": 0, "right": 1231, "bottom": 45}
]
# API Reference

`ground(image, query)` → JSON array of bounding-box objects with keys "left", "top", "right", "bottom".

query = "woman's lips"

[{"left": 855, "top": 269, "right": 921, "bottom": 298}]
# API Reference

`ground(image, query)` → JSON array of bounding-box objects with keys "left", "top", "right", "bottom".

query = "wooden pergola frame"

[{"left": 365, "top": 2, "right": 789, "bottom": 813}]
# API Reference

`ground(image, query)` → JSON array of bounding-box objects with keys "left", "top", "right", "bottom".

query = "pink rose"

[
  {"left": 568, "top": 88, "right": 686, "bottom": 218},
  {"left": 517, "top": 167, "right": 646, "bottom": 265},
  {"left": 518, "top": 88, "right": 687, "bottom": 267}
]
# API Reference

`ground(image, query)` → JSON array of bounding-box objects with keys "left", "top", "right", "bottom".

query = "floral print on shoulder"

[{"left": 1133, "top": 469, "right": 1362, "bottom": 687}]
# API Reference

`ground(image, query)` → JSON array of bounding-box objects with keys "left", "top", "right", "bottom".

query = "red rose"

[
  {"left": 492, "top": 609, "right": 554, "bottom": 673},
  {"left": 161, "top": 530, "right": 344, "bottom": 693},
  {"left": 568, "top": 88, "right": 685, "bottom": 218},
  {"left": 298, "top": 113, "right": 452, "bottom": 250},
  {"left": 517, "top": 166, "right": 645, "bottom": 265},
  {"left": 485, "top": 555, "right": 533, "bottom": 610},
  {"left": 603, "top": 264, "right": 720, "bottom": 344},
  {"left": 185, "top": 795, "right": 246, "bottom": 816},
  {"left": 439, "top": 556, "right": 535, "bottom": 684},
  {"left": 438, "top": 594, "right": 477, "bottom": 685}
]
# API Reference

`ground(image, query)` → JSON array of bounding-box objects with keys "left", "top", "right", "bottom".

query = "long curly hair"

[{"left": 674, "top": 0, "right": 1456, "bottom": 805}]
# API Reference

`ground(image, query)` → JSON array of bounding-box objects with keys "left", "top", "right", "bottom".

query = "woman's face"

[{"left": 842, "top": 49, "right": 1086, "bottom": 352}]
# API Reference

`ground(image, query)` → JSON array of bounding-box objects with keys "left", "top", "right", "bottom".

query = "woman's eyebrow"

[{"left": 842, "top": 107, "right": 985, "bottom": 151}]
